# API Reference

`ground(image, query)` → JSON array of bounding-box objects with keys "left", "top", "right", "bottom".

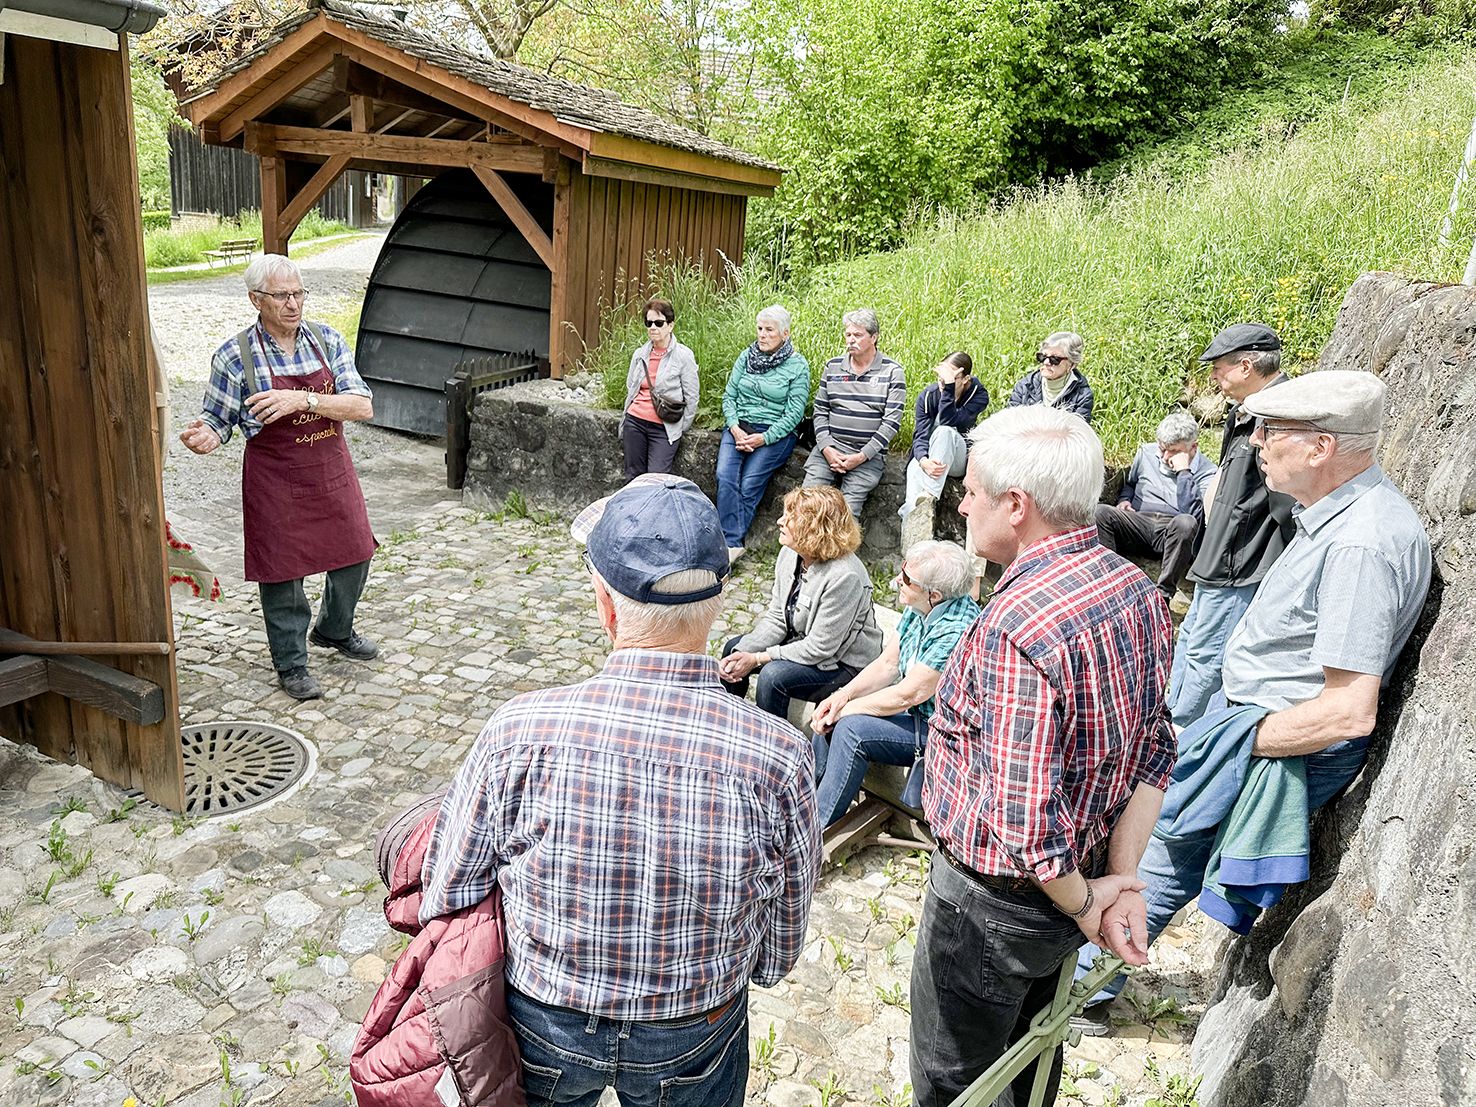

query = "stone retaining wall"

[
  {"left": 1189, "top": 272, "right": 1475, "bottom": 1107},
  {"left": 464, "top": 387, "right": 966, "bottom": 562}
]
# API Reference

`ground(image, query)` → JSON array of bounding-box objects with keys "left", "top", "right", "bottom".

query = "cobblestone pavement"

[{"left": 0, "top": 496, "right": 1215, "bottom": 1107}]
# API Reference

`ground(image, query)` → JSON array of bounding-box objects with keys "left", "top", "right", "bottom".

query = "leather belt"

[{"left": 938, "top": 838, "right": 1110, "bottom": 896}]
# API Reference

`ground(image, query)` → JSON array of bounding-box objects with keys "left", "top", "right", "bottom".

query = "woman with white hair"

[
  {"left": 716, "top": 304, "right": 811, "bottom": 562},
  {"left": 809, "top": 540, "right": 980, "bottom": 827},
  {"left": 1006, "top": 330, "right": 1095, "bottom": 423}
]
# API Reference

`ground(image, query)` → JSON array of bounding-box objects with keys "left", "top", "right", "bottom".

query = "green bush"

[
  {"left": 142, "top": 210, "right": 172, "bottom": 231},
  {"left": 591, "top": 51, "right": 1476, "bottom": 463}
]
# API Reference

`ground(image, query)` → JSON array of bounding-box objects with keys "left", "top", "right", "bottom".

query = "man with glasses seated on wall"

[
  {"left": 1006, "top": 331, "right": 1096, "bottom": 423},
  {"left": 180, "top": 254, "right": 378, "bottom": 701}
]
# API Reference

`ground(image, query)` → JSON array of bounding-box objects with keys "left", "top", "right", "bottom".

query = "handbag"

[{"left": 645, "top": 352, "right": 686, "bottom": 424}]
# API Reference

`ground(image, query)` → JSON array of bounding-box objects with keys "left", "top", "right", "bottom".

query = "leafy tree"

[{"left": 131, "top": 55, "right": 183, "bottom": 210}]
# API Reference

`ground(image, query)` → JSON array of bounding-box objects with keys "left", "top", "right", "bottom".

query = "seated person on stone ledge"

[
  {"left": 809, "top": 540, "right": 979, "bottom": 827},
  {"left": 719, "top": 486, "right": 883, "bottom": 721},
  {"left": 1095, "top": 411, "right": 1218, "bottom": 602},
  {"left": 1073, "top": 371, "right": 1431, "bottom": 1028},
  {"left": 900, "top": 352, "right": 990, "bottom": 545},
  {"left": 717, "top": 304, "right": 812, "bottom": 566},
  {"left": 1006, "top": 330, "right": 1095, "bottom": 423}
]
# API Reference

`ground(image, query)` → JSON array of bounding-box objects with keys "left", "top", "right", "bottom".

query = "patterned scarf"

[{"left": 744, "top": 338, "right": 795, "bottom": 375}]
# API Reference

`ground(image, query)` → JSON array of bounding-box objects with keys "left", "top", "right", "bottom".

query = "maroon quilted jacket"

[{"left": 350, "top": 793, "right": 526, "bottom": 1107}]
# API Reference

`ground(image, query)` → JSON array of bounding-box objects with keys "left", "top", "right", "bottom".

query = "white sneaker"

[{"left": 727, "top": 546, "right": 746, "bottom": 565}]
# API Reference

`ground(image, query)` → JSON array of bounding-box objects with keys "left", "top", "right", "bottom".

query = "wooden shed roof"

[{"left": 180, "top": 0, "right": 780, "bottom": 184}]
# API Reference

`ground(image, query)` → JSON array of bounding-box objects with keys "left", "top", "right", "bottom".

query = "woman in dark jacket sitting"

[
  {"left": 1006, "top": 330, "right": 1094, "bottom": 423},
  {"left": 719, "top": 486, "right": 883, "bottom": 722},
  {"left": 900, "top": 351, "right": 989, "bottom": 524}
]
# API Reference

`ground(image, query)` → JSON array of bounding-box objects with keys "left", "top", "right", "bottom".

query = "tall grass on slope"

[{"left": 586, "top": 55, "right": 1476, "bottom": 462}]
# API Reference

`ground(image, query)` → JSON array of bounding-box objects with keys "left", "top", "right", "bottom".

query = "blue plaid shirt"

[
  {"left": 419, "top": 649, "right": 822, "bottom": 1020},
  {"left": 199, "top": 320, "right": 371, "bottom": 443}
]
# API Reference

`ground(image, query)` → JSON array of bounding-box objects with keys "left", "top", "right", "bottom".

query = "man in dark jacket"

[
  {"left": 1167, "top": 323, "right": 1296, "bottom": 726},
  {"left": 1006, "top": 331, "right": 1095, "bottom": 423}
]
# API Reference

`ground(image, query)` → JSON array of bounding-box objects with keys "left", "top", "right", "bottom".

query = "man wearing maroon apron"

[{"left": 182, "top": 255, "right": 379, "bottom": 701}]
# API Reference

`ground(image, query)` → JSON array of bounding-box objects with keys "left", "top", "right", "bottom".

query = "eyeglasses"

[
  {"left": 645, "top": 317, "right": 669, "bottom": 328},
  {"left": 1036, "top": 353, "right": 1069, "bottom": 366},
  {"left": 1253, "top": 417, "right": 1318, "bottom": 440},
  {"left": 580, "top": 549, "right": 596, "bottom": 575},
  {"left": 254, "top": 288, "right": 309, "bottom": 303}
]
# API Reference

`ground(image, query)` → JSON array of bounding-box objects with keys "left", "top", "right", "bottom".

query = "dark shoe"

[
  {"left": 278, "top": 666, "right": 322, "bottom": 701},
  {"left": 309, "top": 627, "right": 379, "bottom": 660},
  {"left": 1069, "top": 1007, "right": 1112, "bottom": 1038}
]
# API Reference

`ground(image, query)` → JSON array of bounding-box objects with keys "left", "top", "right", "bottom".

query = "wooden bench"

[{"left": 203, "top": 238, "right": 258, "bottom": 267}]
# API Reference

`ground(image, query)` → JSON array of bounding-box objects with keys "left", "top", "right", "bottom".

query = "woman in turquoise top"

[
  {"left": 810, "top": 540, "right": 981, "bottom": 826},
  {"left": 717, "top": 304, "right": 811, "bottom": 561}
]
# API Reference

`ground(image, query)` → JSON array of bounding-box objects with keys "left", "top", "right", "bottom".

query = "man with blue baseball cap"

[{"left": 420, "top": 475, "right": 821, "bottom": 1107}]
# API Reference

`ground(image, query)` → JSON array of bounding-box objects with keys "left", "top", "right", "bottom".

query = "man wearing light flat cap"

[
  {"left": 1167, "top": 322, "right": 1297, "bottom": 727},
  {"left": 1075, "top": 368, "right": 1431, "bottom": 1014},
  {"left": 420, "top": 474, "right": 820, "bottom": 1105}
]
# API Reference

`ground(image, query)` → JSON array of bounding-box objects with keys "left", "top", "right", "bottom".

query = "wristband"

[{"left": 1064, "top": 882, "right": 1094, "bottom": 921}]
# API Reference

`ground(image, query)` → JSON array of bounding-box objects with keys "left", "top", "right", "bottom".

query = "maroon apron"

[{"left": 241, "top": 328, "right": 378, "bottom": 583}]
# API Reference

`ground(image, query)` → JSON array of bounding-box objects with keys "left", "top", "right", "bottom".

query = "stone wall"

[
  {"left": 1190, "top": 273, "right": 1476, "bottom": 1107},
  {"left": 464, "top": 386, "right": 967, "bottom": 562}
]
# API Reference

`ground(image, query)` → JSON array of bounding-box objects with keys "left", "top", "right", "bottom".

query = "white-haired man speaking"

[
  {"left": 910, "top": 406, "right": 1177, "bottom": 1107},
  {"left": 180, "top": 253, "right": 378, "bottom": 701}
]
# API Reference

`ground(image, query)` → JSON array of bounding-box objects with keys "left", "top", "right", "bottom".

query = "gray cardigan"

[
  {"left": 624, "top": 338, "right": 700, "bottom": 444},
  {"left": 735, "top": 547, "right": 884, "bottom": 670}
]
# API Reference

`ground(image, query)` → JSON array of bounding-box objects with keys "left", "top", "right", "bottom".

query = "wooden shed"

[
  {"left": 175, "top": 0, "right": 782, "bottom": 407},
  {"left": 0, "top": 0, "right": 185, "bottom": 808}
]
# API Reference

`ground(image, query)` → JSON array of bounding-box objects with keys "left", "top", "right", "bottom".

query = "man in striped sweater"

[{"left": 803, "top": 308, "right": 908, "bottom": 518}]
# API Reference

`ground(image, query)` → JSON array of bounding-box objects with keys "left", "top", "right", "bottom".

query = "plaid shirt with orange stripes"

[
  {"left": 924, "top": 526, "right": 1176, "bottom": 883},
  {"left": 419, "top": 649, "right": 821, "bottom": 1021}
]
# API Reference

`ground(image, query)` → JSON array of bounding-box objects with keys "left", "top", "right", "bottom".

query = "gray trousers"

[
  {"left": 901, "top": 426, "right": 968, "bottom": 519},
  {"left": 803, "top": 447, "right": 886, "bottom": 517},
  {"left": 258, "top": 558, "right": 371, "bottom": 673}
]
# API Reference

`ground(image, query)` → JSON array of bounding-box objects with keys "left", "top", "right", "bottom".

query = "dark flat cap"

[
  {"left": 1241, "top": 370, "right": 1385, "bottom": 434},
  {"left": 1199, "top": 323, "right": 1282, "bottom": 362}
]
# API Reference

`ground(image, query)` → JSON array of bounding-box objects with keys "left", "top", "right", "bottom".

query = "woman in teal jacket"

[{"left": 717, "top": 304, "right": 811, "bottom": 561}]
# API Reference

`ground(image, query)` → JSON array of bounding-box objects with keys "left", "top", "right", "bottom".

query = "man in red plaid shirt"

[{"left": 909, "top": 406, "right": 1177, "bottom": 1107}]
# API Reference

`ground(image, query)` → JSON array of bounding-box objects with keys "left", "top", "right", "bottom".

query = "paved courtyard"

[{"left": 0, "top": 239, "right": 1216, "bottom": 1106}]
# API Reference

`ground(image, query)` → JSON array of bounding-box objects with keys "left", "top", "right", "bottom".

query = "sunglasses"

[
  {"left": 1035, "top": 353, "right": 1069, "bottom": 366},
  {"left": 645, "top": 317, "right": 669, "bottom": 328}
]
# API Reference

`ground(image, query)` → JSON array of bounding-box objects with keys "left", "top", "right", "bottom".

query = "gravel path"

[{"left": 150, "top": 234, "right": 453, "bottom": 579}]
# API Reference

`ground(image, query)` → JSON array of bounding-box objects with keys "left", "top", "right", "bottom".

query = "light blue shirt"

[
  {"left": 1220, "top": 465, "right": 1431, "bottom": 712},
  {"left": 896, "top": 593, "right": 981, "bottom": 720}
]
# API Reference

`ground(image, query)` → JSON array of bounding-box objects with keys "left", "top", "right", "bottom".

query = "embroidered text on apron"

[{"left": 240, "top": 325, "right": 378, "bottom": 583}]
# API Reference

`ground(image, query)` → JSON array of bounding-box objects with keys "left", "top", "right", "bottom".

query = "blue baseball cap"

[{"left": 570, "top": 475, "right": 729, "bottom": 604}]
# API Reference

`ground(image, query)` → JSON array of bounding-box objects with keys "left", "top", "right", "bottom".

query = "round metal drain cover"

[{"left": 181, "top": 722, "right": 314, "bottom": 817}]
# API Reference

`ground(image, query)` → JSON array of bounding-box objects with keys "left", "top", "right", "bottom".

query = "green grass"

[
  {"left": 146, "top": 230, "right": 376, "bottom": 285},
  {"left": 144, "top": 208, "right": 356, "bottom": 270},
  {"left": 586, "top": 45, "right": 1476, "bottom": 462}
]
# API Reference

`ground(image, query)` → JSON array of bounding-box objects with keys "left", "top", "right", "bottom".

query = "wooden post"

[
  {"left": 549, "top": 158, "right": 572, "bottom": 379},
  {"left": 260, "top": 154, "right": 287, "bottom": 254}
]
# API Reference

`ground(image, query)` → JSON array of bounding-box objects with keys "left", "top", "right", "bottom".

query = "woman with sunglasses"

[
  {"left": 1005, "top": 330, "right": 1095, "bottom": 423},
  {"left": 809, "top": 540, "right": 979, "bottom": 827},
  {"left": 900, "top": 351, "right": 990, "bottom": 531},
  {"left": 620, "top": 297, "right": 701, "bottom": 480}
]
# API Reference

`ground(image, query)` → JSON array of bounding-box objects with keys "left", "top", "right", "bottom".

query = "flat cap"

[
  {"left": 1241, "top": 370, "right": 1385, "bottom": 435},
  {"left": 1199, "top": 322, "right": 1282, "bottom": 362}
]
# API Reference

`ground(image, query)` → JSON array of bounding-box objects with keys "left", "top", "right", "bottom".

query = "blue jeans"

[
  {"left": 1077, "top": 736, "right": 1371, "bottom": 1005},
  {"left": 715, "top": 427, "right": 796, "bottom": 548},
  {"left": 1167, "top": 582, "right": 1258, "bottom": 727},
  {"left": 720, "top": 636, "right": 857, "bottom": 721},
  {"left": 813, "top": 711, "right": 918, "bottom": 826},
  {"left": 507, "top": 987, "right": 749, "bottom": 1107}
]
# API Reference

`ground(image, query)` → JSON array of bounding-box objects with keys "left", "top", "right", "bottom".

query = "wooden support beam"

[
  {"left": 582, "top": 154, "right": 775, "bottom": 198},
  {"left": 350, "top": 92, "right": 371, "bottom": 132},
  {"left": 472, "top": 164, "right": 554, "bottom": 270},
  {"left": 376, "top": 107, "right": 417, "bottom": 134},
  {"left": 549, "top": 163, "right": 572, "bottom": 378},
  {"left": 0, "top": 640, "right": 170, "bottom": 656},
  {"left": 0, "top": 656, "right": 49, "bottom": 710},
  {"left": 245, "top": 121, "right": 545, "bottom": 174},
  {"left": 217, "top": 44, "right": 338, "bottom": 143},
  {"left": 260, "top": 154, "right": 288, "bottom": 254},
  {"left": 45, "top": 653, "right": 165, "bottom": 727},
  {"left": 279, "top": 153, "right": 351, "bottom": 240},
  {"left": 336, "top": 59, "right": 465, "bottom": 121}
]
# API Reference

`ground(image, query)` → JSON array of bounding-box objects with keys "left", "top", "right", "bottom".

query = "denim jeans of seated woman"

[
  {"left": 1075, "top": 724, "right": 1373, "bottom": 1007},
  {"left": 812, "top": 711, "right": 918, "bottom": 826},
  {"left": 507, "top": 986, "right": 748, "bottom": 1107},
  {"left": 715, "top": 425, "right": 796, "bottom": 548},
  {"left": 720, "top": 635, "right": 858, "bottom": 721}
]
